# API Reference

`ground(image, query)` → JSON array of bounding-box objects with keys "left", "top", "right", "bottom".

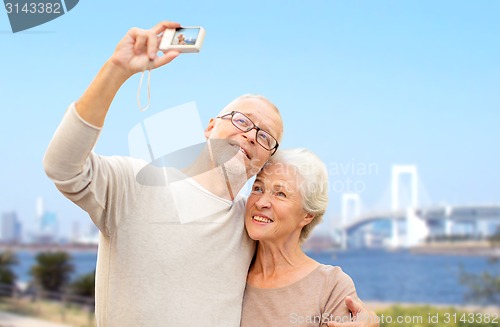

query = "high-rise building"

[
  {"left": 1, "top": 211, "right": 22, "bottom": 243},
  {"left": 33, "top": 197, "right": 59, "bottom": 244},
  {"left": 38, "top": 211, "right": 58, "bottom": 243}
]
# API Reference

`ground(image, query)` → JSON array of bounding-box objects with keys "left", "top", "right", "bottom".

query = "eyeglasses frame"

[{"left": 217, "top": 111, "right": 279, "bottom": 155}]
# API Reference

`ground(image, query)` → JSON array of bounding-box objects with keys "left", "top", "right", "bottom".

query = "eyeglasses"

[{"left": 217, "top": 111, "right": 279, "bottom": 155}]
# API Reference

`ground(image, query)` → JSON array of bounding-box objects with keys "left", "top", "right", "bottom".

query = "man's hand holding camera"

[{"left": 109, "top": 21, "right": 181, "bottom": 80}]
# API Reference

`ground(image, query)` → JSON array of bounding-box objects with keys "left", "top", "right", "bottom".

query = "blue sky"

[{"left": 1, "top": 0, "right": 499, "bottom": 239}]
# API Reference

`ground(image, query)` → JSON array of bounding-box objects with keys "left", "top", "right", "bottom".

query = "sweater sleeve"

[
  {"left": 321, "top": 266, "right": 358, "bottom": 326},
  {"left": 43, "top": 103, "right": 139, "bottom": 237}
]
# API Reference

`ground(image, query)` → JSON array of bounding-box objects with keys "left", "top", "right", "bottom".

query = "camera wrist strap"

[{"left": 137, "top": 61, "right": 154, "bottom": 112}]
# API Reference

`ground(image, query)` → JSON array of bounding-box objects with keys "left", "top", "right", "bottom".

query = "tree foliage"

[
  {"left": 71, "top": 270, "right": 95, "bottom": 298},
  {"left": 460, "top": 227, "right": 500, "bottom": 304},
  {"left": 30, "top": 251, "right": 74, "bottom": 292},
  {"left": 0, "top": 251, "right": 18, "bottom": 286}
]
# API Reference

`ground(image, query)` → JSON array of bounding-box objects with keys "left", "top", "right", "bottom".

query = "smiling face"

[
  {"left": 245, "top": 162, "right": 314, "bottom": 243},
  {"left": 204, "top": 97, "right": 283, "bottom": 178}
]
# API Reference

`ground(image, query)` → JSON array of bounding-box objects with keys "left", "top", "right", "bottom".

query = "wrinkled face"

[
  {"left": 204, "top": 98, "right": 283, "bottom": 178},
  {"left": 245, "top": 163, "right": 313, "bottom": 243}
]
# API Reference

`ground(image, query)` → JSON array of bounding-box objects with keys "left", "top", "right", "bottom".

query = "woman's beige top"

[{"left": 241, "top": 264, "right": 357, "bottom": 327}]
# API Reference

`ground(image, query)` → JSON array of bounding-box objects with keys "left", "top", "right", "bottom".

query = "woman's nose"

[{"left": 255, "top": 194, "right": 271, "bottom": 209}]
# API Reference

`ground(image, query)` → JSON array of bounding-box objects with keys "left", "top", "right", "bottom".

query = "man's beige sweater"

[{"left": 43, "top": 103, "right": 255, "bottom": 326}]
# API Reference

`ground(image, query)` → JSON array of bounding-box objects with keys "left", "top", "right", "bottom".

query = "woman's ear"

[
  {"left": 204, "top": 118, "right": 215, "bottom": 139},
  {"left": 301, "top": 213, "right": 315, "bottom": 227}
]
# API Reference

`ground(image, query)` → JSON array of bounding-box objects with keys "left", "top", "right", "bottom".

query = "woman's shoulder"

[
  {"left": 315, "top": 264, "right": 345, "bottom": 275},
  {"left": 315, "top": 264, "right": 355, "bottom": 287}
]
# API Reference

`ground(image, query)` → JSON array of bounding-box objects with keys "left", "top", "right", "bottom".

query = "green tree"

[
  {"left": 460, "top": 262, "right": 500, "bottom": 304},
  {"left": 460, "top": 226, "right": 500, "bottom": 305},
  {"left": 489, "top": 226, "right": 500, "bottom": 247},
  {"left": 0, "top": 251, "right": 18, "bottom": 286},
  {"left": 30, "top": 251, "right": 74, "bottom": 293},
  {"left": 71, "top": 270, "right": 95, "bottom": 298}
]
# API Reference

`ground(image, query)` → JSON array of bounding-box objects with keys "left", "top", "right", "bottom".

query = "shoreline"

[
  {"left": 410, "top": 242, "right": 500, "bottom": 257},
  {"left": 2, "top": 242, "right": 499, "bottom": 257},
  {"left": 0, "top": 243, "right": 98, "bottom": 253}
]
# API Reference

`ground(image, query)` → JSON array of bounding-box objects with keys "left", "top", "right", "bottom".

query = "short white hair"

[
  {"left": 218, "top": 94, "right": 283, "bottom": 142},
  {"left": 266, "top": 148, "right": 329, "bottom": 241}
]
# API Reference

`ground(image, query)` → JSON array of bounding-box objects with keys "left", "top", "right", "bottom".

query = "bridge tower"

[
  {"left": 391, "top": 165, "right": 418, "bottom": 211},
  {"left": 341, "top": 193, "right": 361, "bottom": 249},
  {"left": 390, "top": 165, "right": 428, "bottom": 247}
]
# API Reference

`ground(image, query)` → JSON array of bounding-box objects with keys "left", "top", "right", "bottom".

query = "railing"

[{"left": 0, "top": 283, "right": 95, "bottom": 326}]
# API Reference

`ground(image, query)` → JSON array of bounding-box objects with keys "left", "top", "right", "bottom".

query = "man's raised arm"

[
  {"left": 42, "top": 22, "right": 181, "bottom": 233},
  {"left": 76, "top": 21, "right": 180, "bottom": 127},
  {"left": 43, "top": 21, "right": 181, "bottom": 180}
]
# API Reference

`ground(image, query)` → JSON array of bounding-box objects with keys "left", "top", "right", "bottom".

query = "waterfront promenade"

[
  {"left": 0, "top": 311, "right": 72, "bottom": 327},
  {"left": 0, "top": 302, "right": 498, "bottom": 327}
]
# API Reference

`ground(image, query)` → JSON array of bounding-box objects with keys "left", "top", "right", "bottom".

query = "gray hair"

[{"left": 267, "top": 148, "right": 329, "bottom": 242}]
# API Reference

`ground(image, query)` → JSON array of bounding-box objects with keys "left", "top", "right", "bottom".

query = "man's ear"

[{"left": 204, "top": 118, "right": 215, "bottom": 139}]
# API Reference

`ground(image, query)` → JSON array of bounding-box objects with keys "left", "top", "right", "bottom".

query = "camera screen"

[{"left": 172, "top": 28, "right": 200, "bottom": 45}]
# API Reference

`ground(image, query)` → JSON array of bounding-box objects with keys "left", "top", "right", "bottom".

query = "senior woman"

[{"left": 241, "top": 148, "right": 360, "bottom": 327}]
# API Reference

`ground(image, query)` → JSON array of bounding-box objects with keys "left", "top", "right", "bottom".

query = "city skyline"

[{"left": 0, "top": 197, "right": 99, "bottom": 243}]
